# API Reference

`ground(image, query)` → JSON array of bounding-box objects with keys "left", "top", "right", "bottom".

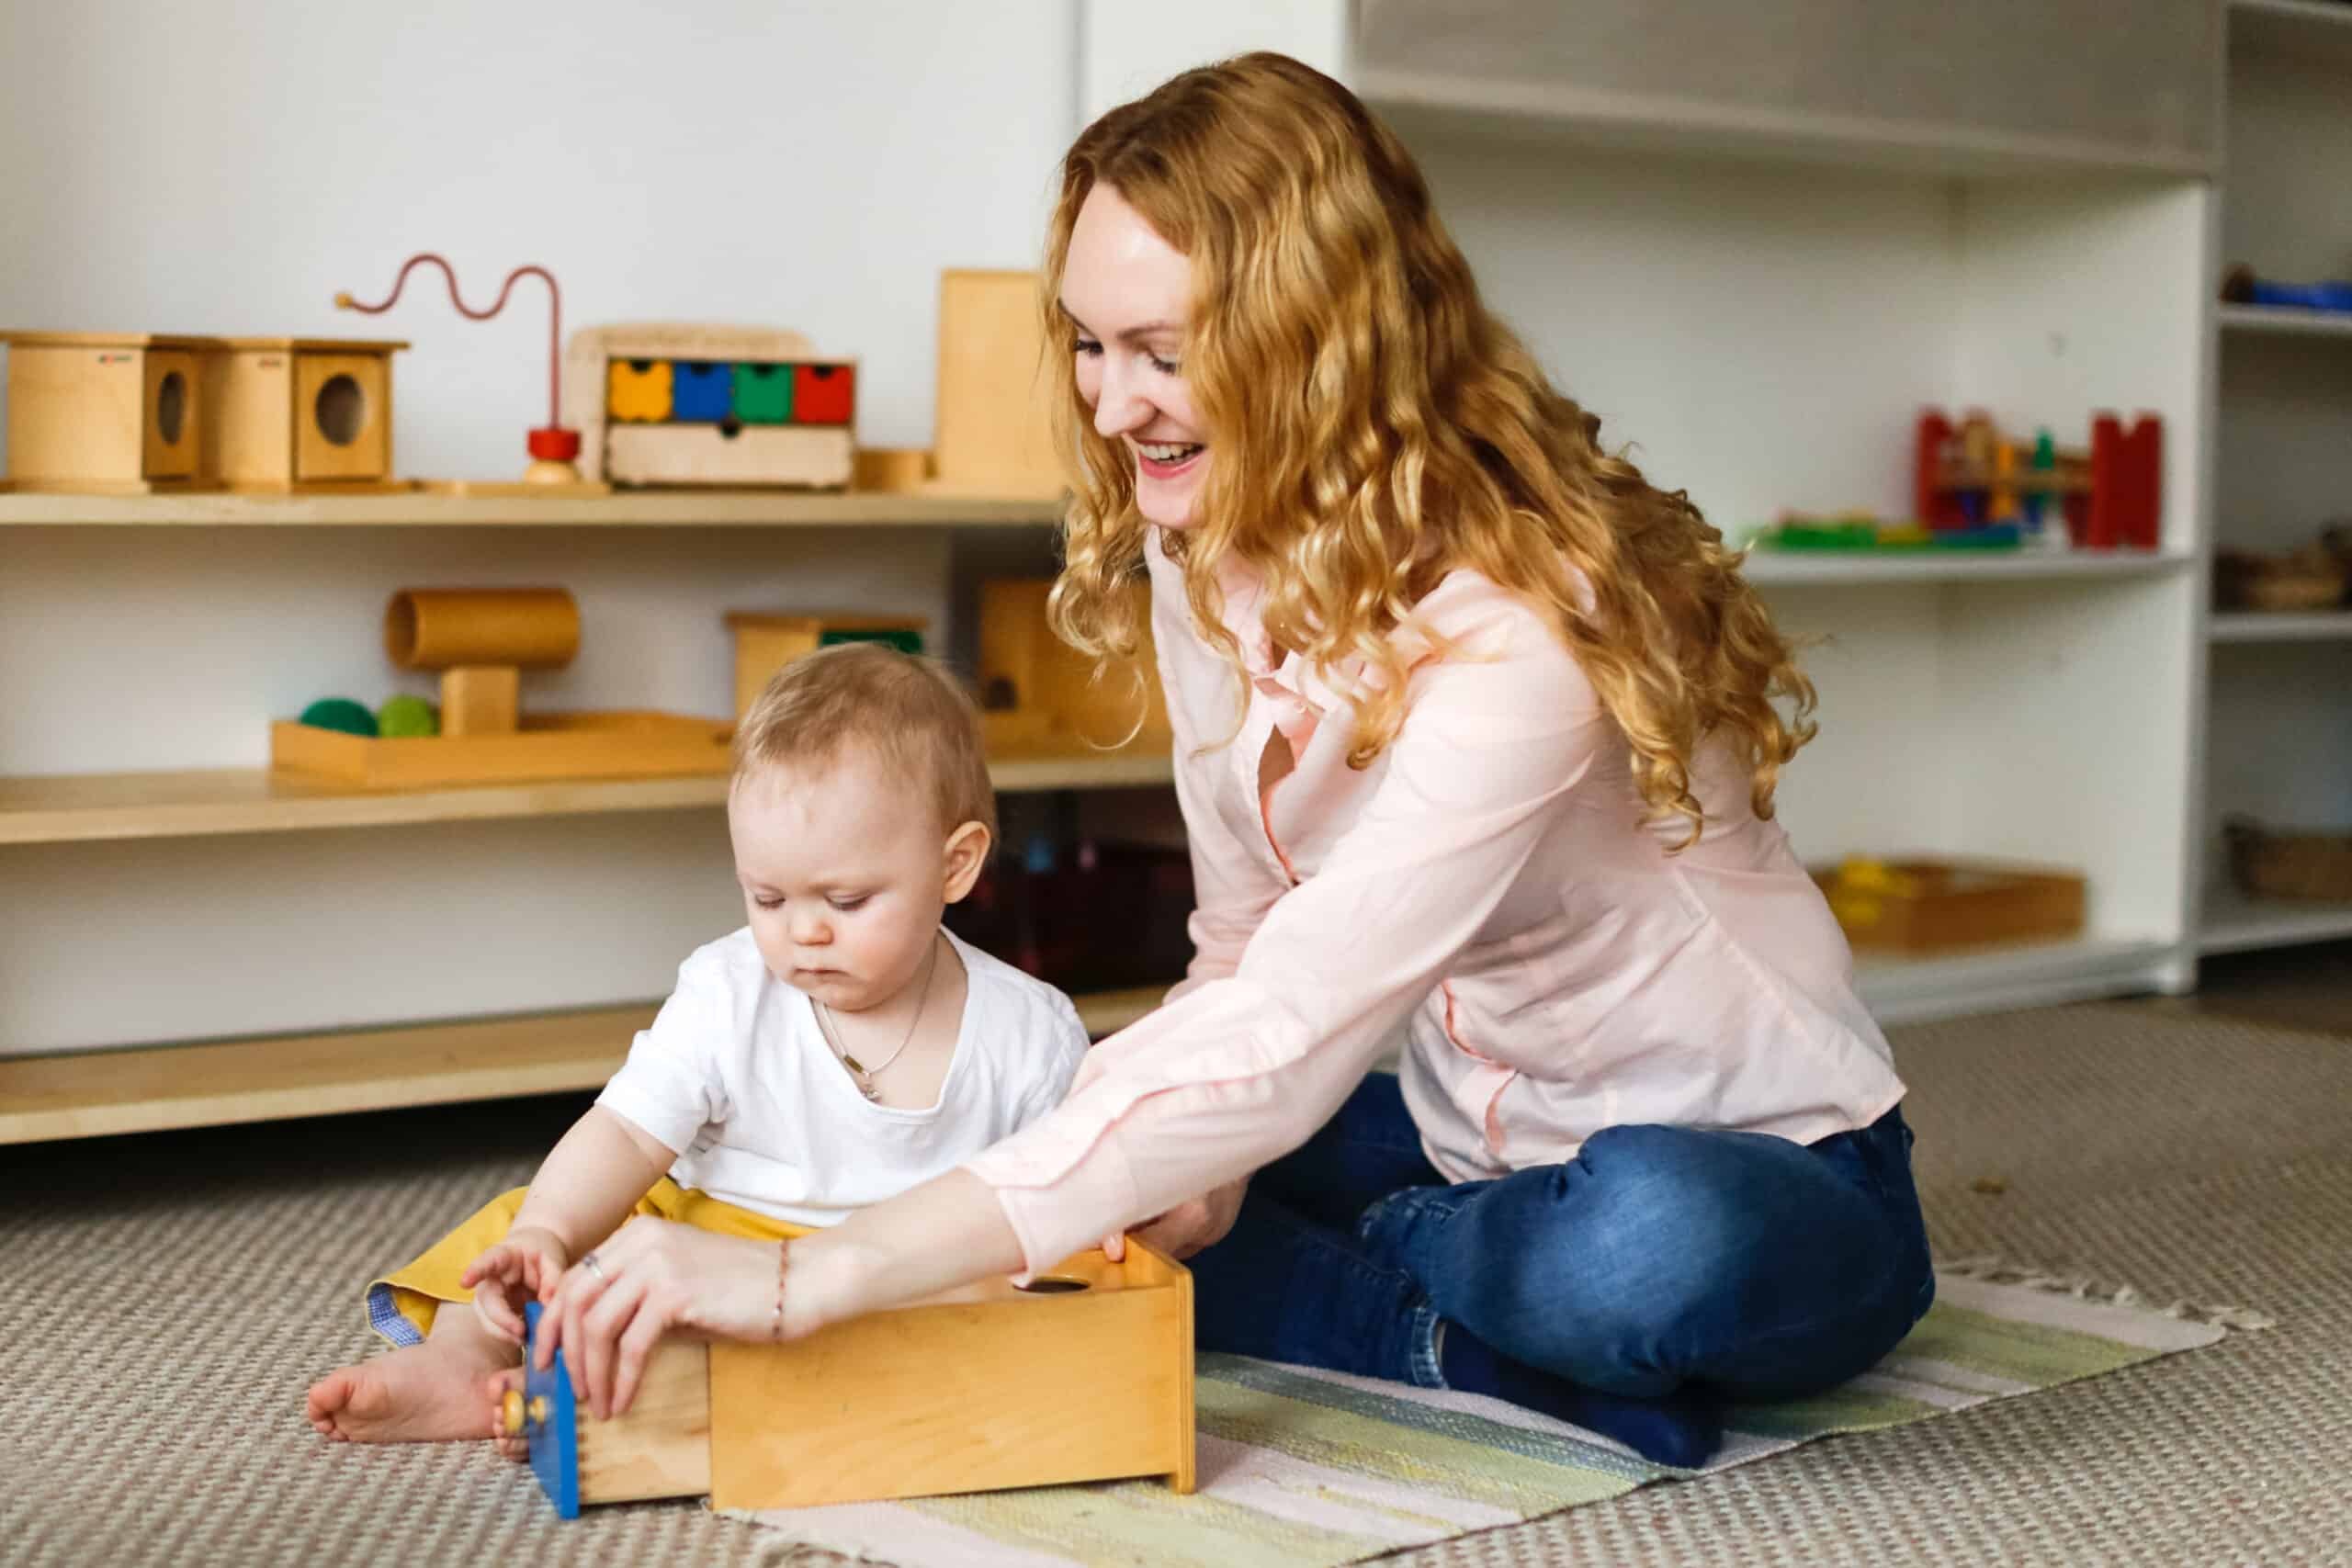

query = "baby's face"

[{"left": 728, "top": 751, "right": 952, "bottom": 1014}]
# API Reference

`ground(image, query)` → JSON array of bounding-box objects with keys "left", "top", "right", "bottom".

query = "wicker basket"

[
  {"left": 2224, "top": 817, "right": 2352, "bottom": 902},
  {"left": 2214, "top": 547, "right": 2348, "bottom": 612}
]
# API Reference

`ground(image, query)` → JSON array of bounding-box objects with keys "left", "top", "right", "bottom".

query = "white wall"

[{"left": 0, "top": 1, "right": 1088, "bottom": 1053}]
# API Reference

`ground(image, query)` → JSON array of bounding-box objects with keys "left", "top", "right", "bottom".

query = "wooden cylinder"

[{"left": 384, "top": 588, "right": 580, "bottom": 671}]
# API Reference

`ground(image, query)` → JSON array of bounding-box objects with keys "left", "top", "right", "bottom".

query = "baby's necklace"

[{"left": 814, "top": 935, "right": 939, "bottom": 1102}]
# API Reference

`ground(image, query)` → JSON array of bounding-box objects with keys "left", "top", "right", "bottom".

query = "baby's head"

[{"left": 728, "top": 642, "right": 996, "bottom": 1015}]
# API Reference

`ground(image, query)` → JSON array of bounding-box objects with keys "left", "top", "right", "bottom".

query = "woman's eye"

[
  {"left": 1074, "top": 337, "right": 1103, "bottom": 358},
  {"left": 1148, "top": 354, "right": 1182, "bottom": 376}
]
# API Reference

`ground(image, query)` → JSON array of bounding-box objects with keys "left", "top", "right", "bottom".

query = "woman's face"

[{"left": 1060, "top": 183, "right": 1207, "bottom": 529}]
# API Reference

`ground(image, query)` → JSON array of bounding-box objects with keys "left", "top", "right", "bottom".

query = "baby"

[{"left": 306, "top": 642, "right": 1091, "bottom": 1448}]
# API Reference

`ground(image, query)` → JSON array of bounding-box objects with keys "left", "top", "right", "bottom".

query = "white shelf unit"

[
  {"left": 2195, "top": 0, "right": 2352, "bottom": 958},
  {"left": 1355, "top": 92, "right": 2210, "bottom": 1021}
]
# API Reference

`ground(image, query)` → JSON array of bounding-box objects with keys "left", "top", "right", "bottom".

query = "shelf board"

[
  {"left": 1852, "top": 935, "right": 2179, "bottom": 1024},
  {"left": 2218, "top": 304, "right": 2352, "bottom": 340},
  {"left": 2200, "top": 885, "right": 2352, "bottom": 954},
  {"left": 1359, "top": 69, "right": 2217, "bottom": 180},
  {"left": 0, "top": 490, "right": 1065, "bottom": 529},
  {"left": 2211, "top": 610, "right": 2352, "bottom": 642},
  {"left": 1743, "top": 547, "right": 2187, "bottom": 587},
  {"left": 0, "top": 985, "right": 1167, "bottom": 1145},
  {"left": 0, "top": 747, "right": 1174, "bottom": 847}
]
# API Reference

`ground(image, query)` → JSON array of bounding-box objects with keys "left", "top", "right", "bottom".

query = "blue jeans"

[{"left": 1189, "top": 1072, "right": 1934, "bottom": 1406}]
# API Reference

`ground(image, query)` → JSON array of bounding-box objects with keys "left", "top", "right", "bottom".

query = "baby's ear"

[{"left": 942, "top": 820, "right": 992, "bottom": 903}]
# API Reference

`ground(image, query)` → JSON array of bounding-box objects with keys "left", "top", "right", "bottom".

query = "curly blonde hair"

[{"left": 1041, "top": 52, "right": 1815, "bottom": 840}]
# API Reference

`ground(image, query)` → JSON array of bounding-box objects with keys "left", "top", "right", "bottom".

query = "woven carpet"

[{"left": 1, "top": 1001, "right": 2346, "bottom": 1567}]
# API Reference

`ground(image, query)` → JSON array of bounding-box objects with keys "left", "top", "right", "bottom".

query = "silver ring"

[{"left": 581, "top": 1252, "right": 605, "bottom": 1280}]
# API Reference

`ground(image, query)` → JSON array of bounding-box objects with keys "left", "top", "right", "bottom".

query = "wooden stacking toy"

[{"left": 505, "top": 1240, "right": 1195, "bottom": 1517}]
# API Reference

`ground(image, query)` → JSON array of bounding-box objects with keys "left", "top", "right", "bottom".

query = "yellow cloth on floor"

[{"left": 368, "top": 1177, "right": 812, "bottom": 1344}]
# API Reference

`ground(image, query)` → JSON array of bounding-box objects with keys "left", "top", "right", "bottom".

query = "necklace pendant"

[
  {"left": 841, "top": 1053, "right": 866, "bottom": 1076},
  {"left": 858, "top": 1080, "right": 880, "bottom": 1102}
]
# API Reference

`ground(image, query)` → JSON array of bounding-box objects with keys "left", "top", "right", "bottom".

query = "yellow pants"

[{"left": 365, "top": 1177, "right": 811, "bottom": 1348}]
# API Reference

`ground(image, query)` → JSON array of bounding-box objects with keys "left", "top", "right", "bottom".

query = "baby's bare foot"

[
  {"left": 306, "top": 1339, "right": 509, "bottom": 1444},
  {"left": 486, "top": 1367, "right": 532, "bottom": 1462}
]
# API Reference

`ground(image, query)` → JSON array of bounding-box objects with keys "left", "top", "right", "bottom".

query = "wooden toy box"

[
  {"left": 1815, "top": 857, "right": 2086, "bottom": 953},
  {"left": 2, "top": 332, "right": 216, "bottom": 492},
  {"left": 565, "top": 323, "right": 855, "bottom": 489},
  {"left": 509, "top": 1241, "right": 1195, "bottom": 1516}
]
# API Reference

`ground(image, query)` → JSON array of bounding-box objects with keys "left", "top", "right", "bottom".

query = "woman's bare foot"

[
  {"left": 308, "top": 1315, "right": 515, "bottom": 1445},
  {"left": 487, "top": 1367, "right": 530, "bottom": 1462}
]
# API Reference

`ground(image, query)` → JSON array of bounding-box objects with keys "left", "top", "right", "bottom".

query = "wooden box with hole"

[
  {"left": 0, "top": 331, "right": 220, "bottom": 493},
  {"left": 202, "top": 336, "right": 407, "bottom": 491},
  {"left": 506, "top": 1240, "right": 1195, "bottom": 1517},
  {"left": 564, "top": 322, "right": 856, "bottom": 489}
]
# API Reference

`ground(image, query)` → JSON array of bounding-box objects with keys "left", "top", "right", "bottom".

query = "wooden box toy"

[
  {"left": 1815, "top": 856, "right": 2086, "bottom": 953},
  {"left": 271, "top": 587, "right": 734, "bottom": 787},
  {"left": 2, "top": 332, "right": 220, "bottom": 492},
  {"left": 978, "top": 579, "right": 1170, "bottom": 751},
  {"left": 723, "top": 611, "right": 928, "bottom": 720},
  {"left": 565, "top": 323, "right": 856, "bottom": 489},
  {"left": 507, "top": 1240, "right": 1195, "bottom": 1517},
  {"left": 929, "top": 269, "right": 1066, "bottom": 500},
  {"left": 202, "top": 336, "right": 406, "bottom": 491}
]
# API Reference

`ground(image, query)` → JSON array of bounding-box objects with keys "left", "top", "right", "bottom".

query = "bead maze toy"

[
  {"left": 503, "top": 1239, "right": 1196, "bottom": 1516},
  {"left": 1914, "top": 408, "right": 2160, "bottom": 549},
  {"left": 721, "top": 612, "right": 928, "bottom": 720},
  {"left": 334, "top": 252, "right": 599, "bottom": 494},
  {"left": 564, "top": 323, "right": 857, "bottom": 489},
  {"left": 271, "top": 587, "right": 731, "bottom": 786},
  {"left": 0, "top": 332, "right": 220, "bottom": 493}
]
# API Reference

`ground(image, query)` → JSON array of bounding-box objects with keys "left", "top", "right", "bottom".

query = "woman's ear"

[{"left": 941, "top": 820, "right": 992, "bottom": 904}]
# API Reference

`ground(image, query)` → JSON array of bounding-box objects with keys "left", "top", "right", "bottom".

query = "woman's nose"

[{"left": 1093, "top": 357, "right": 1150, "bottom": 440}]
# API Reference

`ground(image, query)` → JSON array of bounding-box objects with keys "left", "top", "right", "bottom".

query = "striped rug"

[{"left": 738, "top": 1268, "right": 2239, "bottom": 1567}]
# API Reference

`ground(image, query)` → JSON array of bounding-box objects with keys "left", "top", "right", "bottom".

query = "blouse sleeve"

[{"left": 963, "top": 601, "right": 1607, "bottom": 1272}]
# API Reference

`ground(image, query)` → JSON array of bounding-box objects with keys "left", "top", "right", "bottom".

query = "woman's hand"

[
  {"left": 1102, "top": 1175, "right": 1250, "bottom": 1262},
  {"left": 459, "top": 1224, "right": 571, "bottom": 1344},
  {"left": 534, "top": 1216, "right": 786, "bottom": 1419}
]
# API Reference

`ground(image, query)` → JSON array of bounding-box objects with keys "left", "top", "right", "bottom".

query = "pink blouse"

[{"left": 963, "top": 527, "right": 1906, "bottom": 1274}]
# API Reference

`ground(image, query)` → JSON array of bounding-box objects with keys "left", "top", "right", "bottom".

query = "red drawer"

[{"left": 792, "top": 363, "right": 854, "bottom": 425}]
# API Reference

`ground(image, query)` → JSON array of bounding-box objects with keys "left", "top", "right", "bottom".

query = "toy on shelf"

[
  {"left": 721, "top": 611, "right": 928, "bottom": 719},
  {"left": 272, "top": 587, "right": 731, "bottom": 787},
  {"left": 1914, "top": 408, "right": 2160, "bottom": 549},
  {"left": 564, "top": 323, "right": 856, "bottom": 489},
  {"left": 0, "top": 332, "right": 218, "bottom": 494},
  {"left": 335, "top": 252, "right": 601, "bottom": 495},
  {"left": 203, "top": 337, "right": 408, "bottom": 492},
  {"left": 2214, "top": 523, "right": 2352, "bottom": 612},
  {"left": 978, "top": 579, "right": 1169, "bottom": 752},
  {"left": 2221, "top": 264, "right": 2352, "bottom": 315},
  {"left": 1815, "top": 857, "right": 2085, "bottom": 953},
  {"left": 505, "top": 1241, "right": 1195, "bottom": 1517},
  {"left": 852, "top": 270, "right": 1067, "bottom": 501},
  {"left": 1749, "top": 514, "right": 2024, "bottom": 553}
]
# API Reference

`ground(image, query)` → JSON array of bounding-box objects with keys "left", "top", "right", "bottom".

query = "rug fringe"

[{"left": 1940, "top": 1253, "right": 2275, "bottom": 1332}]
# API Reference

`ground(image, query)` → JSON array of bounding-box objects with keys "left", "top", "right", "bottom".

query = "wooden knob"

[{"left": 502, "top": 1387, "right": 526, "bottom": 1435}]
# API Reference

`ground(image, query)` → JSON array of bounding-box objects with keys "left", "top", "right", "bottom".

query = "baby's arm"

[{"left": 461, "top": 1106, "right": 674, "bottom": 1340}]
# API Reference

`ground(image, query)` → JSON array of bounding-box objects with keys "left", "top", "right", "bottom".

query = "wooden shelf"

[
  {"left": 2211, "top": 610, "right": 2352, "bottom": 642},
  {"left": 0, "top": 985, "right": 1169, "bottom": 1145},
  {"left": 2199, "top": 885, "right": 2352, "bottom": 955},
  {"left": 0, "top": 747, "right": 1174, "bottom": 847},
  {"left": 2218, "top": 304, "right": 2352, "bottom": 341},
  {"left": 1851, "top": 934, "right": 2180, "bottom": 1025},
  {"left": 0, "top": 490, "right": 1065, "bottom": 529},
  {"left": 1743, "top": 547, "right": 2188, "bottom": 587}
]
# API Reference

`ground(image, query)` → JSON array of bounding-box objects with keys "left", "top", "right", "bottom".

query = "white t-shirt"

[{"left": 597, "top": 926, "right": 1090, "bottom": 1229}]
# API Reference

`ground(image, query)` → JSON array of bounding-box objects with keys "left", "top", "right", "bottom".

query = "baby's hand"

[{"left": 460, "top": 1225, "right": 571, "bottom": 1344}]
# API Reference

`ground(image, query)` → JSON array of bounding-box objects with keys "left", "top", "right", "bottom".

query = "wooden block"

[
  {"left": 1815, "top": 857, "right": 2086, "bottom": 953},
  {"left": 204, "top": 344, "right": 293, "bottom": 486},
  {"left": 270, "top": 712, "right": 734, "bottom": 787},
  {"left": 576, "top": 1336, "right": 714, "bottom": 1505},
  {"left": 294, "top": 351, "right": 394, "bottom": 482},
  {"left": 199, "top": 337, "right": 404, "bottom": 488},
  {"left": 978, "top": 579, "right": 1169, "bottom": 748},
  {"left": 4, "top": 333, "right": 216, "bottom": 486},
  {"left": 933, "top": 271, "right": 1063, "bottom": 498},
  {"left": 851, "top": 446, "right": 933, "bottom": 492},
  {"left": 439, "top": 666, "right": 520, "bottom": 737},
  {"left": 604, "top": 424, "right": 853, "bottom": 489}
]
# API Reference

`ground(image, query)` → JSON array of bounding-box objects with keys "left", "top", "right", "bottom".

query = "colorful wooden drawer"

[
  {"left": 2, "top": 332, "right": 219, "bottom": 492},
  {"left": 508, "top": 1240, "right": 1195, "bottom": 1517},
  {"left": 669, "top": 361, "right": 732, "bottom": 423},
  {"left": 607, "top": 358, "right": 673, "bottom": 423},
  {"left": 729, "top": 362, "right": 794, "bottom": 424},
  {"left": 792, "top": 363, "right": 854, "bottom": 424}
]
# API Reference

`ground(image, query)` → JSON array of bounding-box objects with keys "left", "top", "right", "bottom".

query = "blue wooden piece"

[
  {"left": 522, "top": 1302, "right": 582, "bottom": 1519},
  {"left": 670, "top": 361, "right": 732, "bottom": 422}
]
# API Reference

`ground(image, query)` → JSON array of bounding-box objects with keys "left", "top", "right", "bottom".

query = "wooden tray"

[
  {"left": 1815, "top": 856, "right": 2086, "bottom": 953},
  {"left": 271, "top": 711, "right": 733, "bottom": 787}
]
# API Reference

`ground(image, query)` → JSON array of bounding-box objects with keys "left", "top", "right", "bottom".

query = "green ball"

[
  {"left": 377, "top": 694, "right": 440, "bottom": 738},
  {"left": 300, "top": 697, "right": 378, "bottom": 737}
]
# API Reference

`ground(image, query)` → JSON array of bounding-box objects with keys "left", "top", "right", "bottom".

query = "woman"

[{"left": 538, "top": 51, "right": 1932, "bottom": 1468}]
